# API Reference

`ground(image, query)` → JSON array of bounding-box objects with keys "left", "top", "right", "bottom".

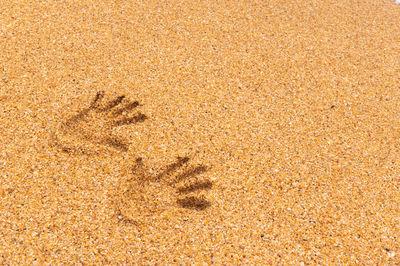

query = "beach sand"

[{"left": 1, "top": 0, "right": 400, "bottom": 263}]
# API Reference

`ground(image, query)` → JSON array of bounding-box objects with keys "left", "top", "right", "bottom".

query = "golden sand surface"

[{"left": 1, "top": 0, "right": 400, "bottom": 263}]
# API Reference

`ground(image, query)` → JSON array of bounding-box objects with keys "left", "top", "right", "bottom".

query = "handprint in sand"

[
  {"left": 53, "top": 91, "right": 147, "bottom": 154},
  {"left": 115, "top": 156, "right": 213, "bottom": 224}
]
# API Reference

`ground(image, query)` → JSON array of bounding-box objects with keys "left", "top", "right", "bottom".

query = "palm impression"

[
  {"left": 116, "top": 156, "right": 213, "bottom": 223},
  {"left": 53, "top": 91, "right": 147, "bottom": 154}
]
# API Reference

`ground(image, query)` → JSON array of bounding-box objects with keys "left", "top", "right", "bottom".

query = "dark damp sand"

[{"left": 1, "top": 0, "right": 400, "bottom": 264}]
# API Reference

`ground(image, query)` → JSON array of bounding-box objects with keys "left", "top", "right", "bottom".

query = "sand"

[{"left": 1, "top": 0, "right": 400, "bottom": 264}]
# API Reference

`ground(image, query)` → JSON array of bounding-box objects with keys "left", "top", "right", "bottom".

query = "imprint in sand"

[
  {"left": 52, "top": 91, "right": 147, "bottom": 154},
  {"left": 115, "top": 156, "right": 213, "bottom": 225}
]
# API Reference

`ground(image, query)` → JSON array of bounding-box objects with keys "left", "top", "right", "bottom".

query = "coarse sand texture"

[{"left": 1, "top": 0, "right": 400, "bottom": 264}]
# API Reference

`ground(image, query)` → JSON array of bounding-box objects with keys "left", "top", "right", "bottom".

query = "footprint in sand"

[
  {"left": 52, "top": 91, "right": 147, "bottom": 154},
  {"left": 115, "top": 156, "right": 213, "bottom": 224}
]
